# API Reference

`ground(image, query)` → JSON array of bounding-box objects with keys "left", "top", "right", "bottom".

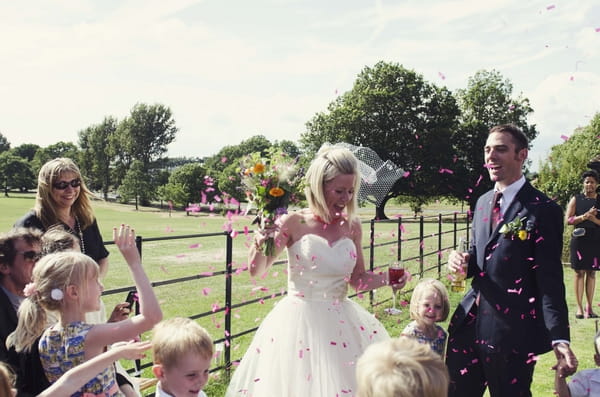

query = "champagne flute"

[
  {"left": 450, "top": 237, "right": 468, "bottom": 293},
  {"left": 385, "top": 262, "right": 405, "bottom": 315}
]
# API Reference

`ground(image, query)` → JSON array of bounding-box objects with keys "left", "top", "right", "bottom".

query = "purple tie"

[{"left": 490, "top": 191, "right": 503, "bottom": 232}]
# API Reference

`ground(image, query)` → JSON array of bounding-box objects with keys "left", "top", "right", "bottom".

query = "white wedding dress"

[{"left": 226, "top": 234, "right": 389, "bottom": 397}]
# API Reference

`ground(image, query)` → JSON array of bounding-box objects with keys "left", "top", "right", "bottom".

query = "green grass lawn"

[{"left": 1, "top": 192, "right": 596, "bottom": 396}]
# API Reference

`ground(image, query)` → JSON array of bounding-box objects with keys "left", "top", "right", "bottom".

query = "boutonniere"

[{"left": 499, "top": 216, "right": 532, "bottom": 240}]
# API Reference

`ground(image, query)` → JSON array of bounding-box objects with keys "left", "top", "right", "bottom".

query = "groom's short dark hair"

[{"left": 489, "top": 124, "right": 528, "bottom": 152}]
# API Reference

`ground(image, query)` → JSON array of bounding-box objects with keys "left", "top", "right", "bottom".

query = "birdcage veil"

[{"left": 331, "top": 142, "right": 405, "bottom": 207}]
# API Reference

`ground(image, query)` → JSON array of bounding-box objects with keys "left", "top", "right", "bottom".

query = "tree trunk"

[{"left": 375, "top": 195, "right": 393, "bottom": 220}]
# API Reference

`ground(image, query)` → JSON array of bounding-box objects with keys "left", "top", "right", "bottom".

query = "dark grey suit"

[{"left": 446, "top": 181, "right": 570, "bottom": 396}]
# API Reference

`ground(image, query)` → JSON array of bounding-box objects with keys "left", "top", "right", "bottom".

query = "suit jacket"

[
  {"left": 0, "top": 288, "right": 50, "bottom": 397},
  {"left": 0, "top": 287, "right": 18, "bottom": 363},
  {"left": 448, "top": 181, "right": 570, "bottom": 355}
]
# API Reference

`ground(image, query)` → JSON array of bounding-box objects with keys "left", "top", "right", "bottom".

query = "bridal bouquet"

[{"left": 240, "top": 148, "right": 304, "bottom": 256}]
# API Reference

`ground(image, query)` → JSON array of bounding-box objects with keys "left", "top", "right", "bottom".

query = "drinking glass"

[
  {"left": 450, "top": 237, "right": 468, "bottom": 293},
  {"left": 385, "top": 263, "right": 405, "bottom": 314}
]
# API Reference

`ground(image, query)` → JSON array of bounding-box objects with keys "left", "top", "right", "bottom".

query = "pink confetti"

[
  {"left": 402, "top": 171, "right": 410, "bottom": 178},
  {"left": 438, "top": 71, "right": 446, "bottom": 80},
  {"left": 596, "top": 27, "right": 600, "bottom": 32},
  {"left": 221, "top": 156, "right": 228, "bottom": 163},
  {"left": 202, "top": 288, "right": 211, "bottom": 296},
  {"left": 439, "top": 168, "right": 454, "bottom": 174},
  {"left": 546, "top": 4, "right": 555, "bottom": 10},
  {"left": 189, "top": 243, "right": 201, "bottom": 249},
  {"left": 569, "top": 76, "right": 575, "bottom": 81},
  {"left": 560, "top": 134, "right": 569, "bottom": 141},
  {"left": 475, "top": 174, "right": 483, "bottom": 187}
]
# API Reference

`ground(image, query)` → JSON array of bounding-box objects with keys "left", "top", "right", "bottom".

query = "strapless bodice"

[{"left": 286, "top": 234, "right": 356, "bottom": 301}]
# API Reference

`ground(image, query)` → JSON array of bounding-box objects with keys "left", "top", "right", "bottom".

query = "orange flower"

[
  {"left": 269, "top": 187, "right": 285, "bottom": 197},
  {"left": 244, "top": 168, "right": 252, "bottom": 176},
  {"left": 253, "top": 163, "right": 265, "bottom": 174}
]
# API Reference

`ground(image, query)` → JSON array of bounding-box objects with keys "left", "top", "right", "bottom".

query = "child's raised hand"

[
  {"left": 113, "top": 224, "right": 141, "bottom": 267},
  {"left": 113, "top": 340, "right": 152, "bottom": 361}
]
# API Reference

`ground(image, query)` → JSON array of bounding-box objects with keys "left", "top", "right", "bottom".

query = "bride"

[{"left": 226, "top": 145, "right": 407, "bottom": 396}]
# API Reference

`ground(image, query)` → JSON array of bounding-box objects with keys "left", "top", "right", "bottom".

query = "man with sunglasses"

[{"left": 0, "top": 227, "right": 50, "bottom": 396}]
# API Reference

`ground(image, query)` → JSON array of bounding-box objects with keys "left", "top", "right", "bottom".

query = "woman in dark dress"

[
  {"left": 14, "top": 157, "right": 109, "bottom": 276},
  {"left": 566, "top": 169, "right": 600, "bottom": 319}
]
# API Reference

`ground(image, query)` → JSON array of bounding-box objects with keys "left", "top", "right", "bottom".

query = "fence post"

[
  {"left": 397, "top": 217, "right": 402, "bottom": 262},
  {"left": 453, "top": 212, "right": 458, "bottom": 249},
  {"left": 419, "top": 215, "right": 424, "bottom": 277},
  {"left": 224, "top": 232, "right": 233, "bottom": 377},
  {"left": 438, "top": 214, "right": 442, "bottom": 277},
  {"left": 369, "top": 219, "right": 375, "bottom": 306},
  {"left": 134, "top": 235, "right": 143, "bottom": 375}
]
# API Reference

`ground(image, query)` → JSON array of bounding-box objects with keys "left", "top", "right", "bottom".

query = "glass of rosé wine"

[{"left": 384, "top": 262, "right": 405, "bottom": 315}]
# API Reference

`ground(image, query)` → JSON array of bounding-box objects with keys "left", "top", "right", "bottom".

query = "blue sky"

[{"left": 1, "top": 0, "right": 599, "bottom": 170}]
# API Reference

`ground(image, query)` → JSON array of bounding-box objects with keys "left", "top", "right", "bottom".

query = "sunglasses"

[
  {"left": 52, "top": 178, "right": 82, "bottom": 190},
  {"left": 17, "top": 250, "right": 43, "bottom": 261}
]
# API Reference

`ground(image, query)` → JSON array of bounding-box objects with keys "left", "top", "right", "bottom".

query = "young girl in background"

[
  {"left": 401, "top": 278, "right": 450, "bottom": 357},
  {"left": 7, "top": 225, "right": 162, "bottom": 396}
]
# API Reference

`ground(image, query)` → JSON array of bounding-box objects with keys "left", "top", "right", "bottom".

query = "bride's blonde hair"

[{"left": 304, "top": 145, "right": 360, "bottom": 224}]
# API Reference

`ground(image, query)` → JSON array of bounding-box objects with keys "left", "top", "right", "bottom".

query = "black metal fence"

[{"left": 102, "top": 211, "right": 470, "bottom": 386}]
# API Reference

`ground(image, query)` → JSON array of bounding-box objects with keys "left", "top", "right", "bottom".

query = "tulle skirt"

[{"left": 225, "top": 295, "right": 389, "bottom": 397}]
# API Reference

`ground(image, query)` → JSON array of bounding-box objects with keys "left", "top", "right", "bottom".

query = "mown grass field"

[{"left": 1, "top": 192, "right": 596, "bottom": 396}]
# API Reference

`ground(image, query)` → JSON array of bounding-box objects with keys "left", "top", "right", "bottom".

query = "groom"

[{"left": 445, "top": 124, "right": 577, "bottom": 396}]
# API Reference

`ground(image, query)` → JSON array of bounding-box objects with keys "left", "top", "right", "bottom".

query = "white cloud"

[
  {"left": 0, "top": 0, "right": 599, "bottom": 166},
  {"left": 528, "top": 71, "right": 600, "bottom": 169}
]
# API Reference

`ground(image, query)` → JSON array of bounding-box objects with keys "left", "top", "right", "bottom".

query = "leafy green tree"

[
  {"left": 0, "top": 133, "right": 10, "bottom": 153},
  {"left": 454, "top": 70, "right": 538, "bottom": 210},
  {"left": 11, "top": 143, "right": 40, "bottom": 161},
  {"left": 31, "top": 142, "right": 80, "bottom": 174},
  {"left": 168, "top": 162, "right": 212, "bottom": 205},
  {"left": 156, "top": 183, "right": 188, "bottom": 210},
  {"left": 0, "top": 152, "right": 35, "bottom": 195},
  {"left": 118, "top": 160, "right": 152, "bottom": 210},
  {"left": 116, "top": 103, "right": 177, "bottom": 170},
  {"left": 204, "top": 135, "right": 272, "bottom": 175},
  {"left": 217, "top": 162, "right": 245, "bottom": 204},
  {"left": 301, "top": 61, "right": 460, "bottom": 218},
  {"left": 114, "top": 103, "right": 178, "bottom": 204},
  {"left": 537, "top": 113, "right": 600, "bottom": 206},
  {"left": 78, "top": 117, "right": 118, "bottom": 198}
]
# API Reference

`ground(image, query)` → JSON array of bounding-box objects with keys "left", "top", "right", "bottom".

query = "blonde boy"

[
  {"left": 152, "top": 317, "right": 213, "bottom": 397},
  {"left": 356, "top": 336, "right": 449, "bottom": 397}
]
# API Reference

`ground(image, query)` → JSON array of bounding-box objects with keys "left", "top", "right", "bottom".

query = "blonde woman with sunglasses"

[{"left": 15, "top": 158, "right": 109, "bottom": 279}]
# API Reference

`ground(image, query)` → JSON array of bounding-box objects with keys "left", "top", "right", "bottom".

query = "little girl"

[
  {"left": 401, "top": 278, "right": 450, "bottom": 357},
  {"left": 7, "top": 225, "right": 162, "bottom": 396}
]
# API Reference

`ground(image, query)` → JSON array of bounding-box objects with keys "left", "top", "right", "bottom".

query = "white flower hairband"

[{"left": 50, "top": 288, "right": 64, "bottom": 301}]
